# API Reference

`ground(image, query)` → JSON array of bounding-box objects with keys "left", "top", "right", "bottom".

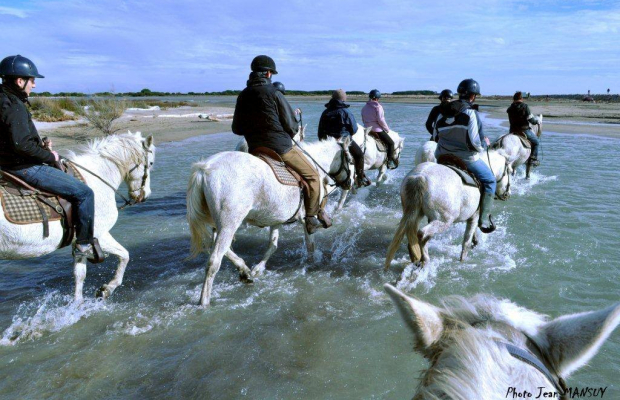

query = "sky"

[{"left": 1, "top": 0, "right": 619, "bottom": 95}]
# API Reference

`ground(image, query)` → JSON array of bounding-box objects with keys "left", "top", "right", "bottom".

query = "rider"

[
  {"left": 425, "top": 89, "right": 453, "bottom": 140},
  {"left": 361, "top": 89, "right": 398, "bottom": 168},
  {"left": 0, "top": 55, "right": 100, "bottom": 259},
  {"left": 434, "top": 78, "right": 496, "bottom": 233},
  {"left": 507, "top": 91, "right": 541, "bottom": 166},
  {"left": 232, "top": 55, "right": 331, "bottom": 235},
  {"left": 318, "top": 89, "right": 370, "bottom": 188}
]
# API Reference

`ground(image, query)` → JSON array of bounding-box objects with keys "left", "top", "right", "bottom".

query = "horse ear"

[
  {"left": 146, "top": 135, "right": 154, "bottom": 147},
  {"left": 537, "top": 303, "right": 620, "bottom": 377},
  {"left": 384, "top": 284, "right": 444, "bottom": 350}
]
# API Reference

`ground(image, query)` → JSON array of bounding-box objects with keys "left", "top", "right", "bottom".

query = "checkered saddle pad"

[
  {"left": 0, "top": 163, "right": 86, "bottom": 225},
  {"left": 493, "top": 132, "right": 531, "bottom": 149},
  {"left": 368, "top": 132, "right": 387, "bottom": 153},
  {"left": 250, "top": 147, "right": 303, "bottom": 187}
]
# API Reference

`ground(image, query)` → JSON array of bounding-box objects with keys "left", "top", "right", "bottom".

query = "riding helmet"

[
  {"left": 457, "top": 79, "right": 481, "bottom": 96},
  {"left": 0, "top": 55, "right": 44, "bottom": 78},
  {"left": 369, "top": 89, "right": 381, "bottom": 99},
  {"left": 251, "top": 55, "right": 278, "bottom": 74},
  {"left": 273, "top": 81, "right": 285, "bottom": 94},
  {"left": 438, "top": 89, "right": 454, "bottom": 100}
]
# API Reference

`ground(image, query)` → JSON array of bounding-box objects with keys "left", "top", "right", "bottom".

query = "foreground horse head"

[
  {"left": 0, "top": 131, "right": 156, "bottom": 301},
  {"left": 385, "top": 150, "right": 510, "bottom": 268},
  {"left": 187, "top": 136, "right": 351, "bottom": 307},
  {"left": 384, "top": 284, "right": 620, "bottom": 400}
]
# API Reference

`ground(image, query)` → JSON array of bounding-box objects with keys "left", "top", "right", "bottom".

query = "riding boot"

[
  {"left": 73, "top": 238, "right": 106, "bottom": 263},
  {"left": 478, "top": 193, "right": 496, "bottom": 234},
  {"left": 355, "top": 172, "right": 371, "bottom": 188},
  {"left": 528, "top": 157, "right": 540, "bottom": 167},
  {"left": 304, "top": 216, "right": 323, "bottom": 235},
  {"left": 317, "top": 208, "right": 332, "bottom": 228}
]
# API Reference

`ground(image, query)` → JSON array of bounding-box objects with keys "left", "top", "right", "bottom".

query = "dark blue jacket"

[{"left": 318, "top": 99, "right": 357, "bottom": 141}]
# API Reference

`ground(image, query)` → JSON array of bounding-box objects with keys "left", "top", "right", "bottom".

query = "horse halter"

[
  {"left": 127, "top": 146, "right": 153, "bottom": 204},
  {"left": 328, "top": 143, "right": 352, "bottom": 190}
]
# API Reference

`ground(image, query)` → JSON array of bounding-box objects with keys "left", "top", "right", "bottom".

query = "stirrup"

[
  {"left": 478, "top": 215, "right": 496, "bottom": 234},
  {"left": 73, "top": 238, "right": 106, "bottom": 264},
  {"left": 528, "top": 158, "right": 540, "bottom": 167}
]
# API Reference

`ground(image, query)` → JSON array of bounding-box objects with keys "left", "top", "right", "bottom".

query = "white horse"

[
  {"left": 414, "top": 140, "right": 437, "bottom": 165},
  {"left": 385, "top": 149, "right": 510, "bottom": 268},
  {"left": 494, "top": 115, "right": 543, "bottom": 179},
  {"left": 0, "top": 132, "right": 155, "bottom": 301},
  {"left": 235, "top": 125, "right": 306, "bottom": 152},
  {"left": 336, "top": 124, "right": 405, "bottom": 210},
  {"left": 384, "top": 283, "right": 620, "bottom": 400},
  {"left": 187, "top": 137, "right": 352, "bottom": 306}
]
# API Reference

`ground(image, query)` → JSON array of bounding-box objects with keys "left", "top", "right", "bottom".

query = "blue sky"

[{"left": 1, "top": 0, "right": 619, "bottom": 94}]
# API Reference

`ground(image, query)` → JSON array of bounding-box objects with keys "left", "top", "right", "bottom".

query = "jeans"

[
  {"left": 7, "top": 165, "right": 95, "bottom": 244},
  {"left": 524, "top": 129, "right": 539, "bottom": 159},
  {"left": 466, "top": 159, "right": 496, "bottom": 194}
]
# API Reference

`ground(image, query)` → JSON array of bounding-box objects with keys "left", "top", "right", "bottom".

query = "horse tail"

[
  {"left": 187, "top": 164, "right": 214, "bottom": 258},
  {"left": 385, "top": 175, "right": 425, "bottom": 269}
]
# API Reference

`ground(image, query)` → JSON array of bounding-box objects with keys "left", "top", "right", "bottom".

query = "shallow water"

[{"left": 1, "top": 101, "right": 619, "bottom": 399}]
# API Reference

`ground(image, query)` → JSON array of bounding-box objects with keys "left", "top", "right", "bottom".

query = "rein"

[{"left": 65, "top": 147, "right": 151, "bottom": 210}]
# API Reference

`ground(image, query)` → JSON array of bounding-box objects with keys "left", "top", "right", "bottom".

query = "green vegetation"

[
  {"left": 29, "top": 98, "right": 79, "bottom": 122},
  {"left": 391, "top": 90, "right": 437, "bottom": 96},
  {"left": 76, "top": 98, "right": 127, "bottom": 136}
]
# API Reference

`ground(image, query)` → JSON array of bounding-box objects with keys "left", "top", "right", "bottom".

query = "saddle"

[
  {"left": 368, "top": 132, "right": 387, "bottom": 153},
  {"left": 0, "top": 163, "right": 85, "bottom": 248},
  {"left": 437, "top": 154, "right": 481, "bottom": 189},
  {"left": 250, "top": 147, "right": 309, "bottom": 194},
  {"left": 493, "top": 132, "right": 531, "bottom": 149}
]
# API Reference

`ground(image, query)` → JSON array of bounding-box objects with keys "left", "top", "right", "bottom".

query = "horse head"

[
  {"left": 385, "top": 284, "right": 620, "bottom": 399},
  {"left": 125, "top": 132, "right": 155, "bottom": 203}
]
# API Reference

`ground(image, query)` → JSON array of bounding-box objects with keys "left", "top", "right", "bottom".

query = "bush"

[
  {"left": 77, "top": 98, "right": 127, "bottom": 135},
  {"left": 29, "top": 98, "right": 78, "bottom": 122}
]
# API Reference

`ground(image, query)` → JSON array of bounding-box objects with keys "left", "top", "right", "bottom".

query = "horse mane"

[
  {"left": 68, "top": 131, "right": 147, "bottom": 175},
  {"left": 414, "top": 295, "right": 549, "bottom": 400}
]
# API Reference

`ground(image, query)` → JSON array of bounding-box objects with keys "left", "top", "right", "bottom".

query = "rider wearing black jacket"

[
  {"left": 425, "top": 89, "right": 453, "bottom": 140},
  {"left": 0, "top": 55, "right": 100, "bottom": 261},
  {"left": 507, "top": 91, "right": 541, "bottom": 166},
  {"left": 318, "top": 90, "right": 370, "bottom": 188}
]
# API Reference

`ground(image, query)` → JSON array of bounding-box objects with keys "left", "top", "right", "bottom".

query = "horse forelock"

[{"left": 415, "top": 295, "right": 550, "bottom": 399}]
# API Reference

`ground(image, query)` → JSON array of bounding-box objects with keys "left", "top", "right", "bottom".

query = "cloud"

[{"left": 0, "top": 6, "right": 27, "bottom": 18}]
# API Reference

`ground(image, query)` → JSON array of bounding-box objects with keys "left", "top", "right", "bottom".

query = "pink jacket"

[{"left": 361, "top": 100, "right": 390, "bottom": 132}]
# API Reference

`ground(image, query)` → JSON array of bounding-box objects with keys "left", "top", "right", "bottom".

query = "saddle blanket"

[
  {"left": 368, "top": 132, "right": 387, "bottom": 153},
  {"left": 0, "top": 163, "right": 86, "bottom": 225},
  {"left": 444, "top": 165, "right": 480, "bottom": 188},
  {"left": 250, "top": 147, "right": 301, "bottom": 187},
  {"left": 494, "top": 132, "right": 531, "bottom": 149}
]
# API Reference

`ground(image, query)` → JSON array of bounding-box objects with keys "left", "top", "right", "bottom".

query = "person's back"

[
  {"left": 426, "top": 89, "right": 454, "bottom": 137},
  {"left": 506, "top": 91, "right": 541, "bottom": 165},
  {"left": 434, "top": 99, "right": 484, "bottom": 163},
  {"left": 360, "top": 89, "right": 397, "bottom": 168}
]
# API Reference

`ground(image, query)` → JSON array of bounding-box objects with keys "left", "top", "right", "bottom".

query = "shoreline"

[{"left": 37, "top": 98, "right": 620, "bottom": 149}]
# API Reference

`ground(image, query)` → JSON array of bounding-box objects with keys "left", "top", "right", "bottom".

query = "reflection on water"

[{"left": 0, "top": 101, "right": 618, "bottom": 399}]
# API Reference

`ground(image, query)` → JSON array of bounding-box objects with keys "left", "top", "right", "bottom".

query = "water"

[{"left": 1, "top": 101, "right": 619, "bottom": 399}]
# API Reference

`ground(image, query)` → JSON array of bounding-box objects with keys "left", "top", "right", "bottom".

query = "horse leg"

[
  {"left": 460, "top": 218, "right": 477, "bottom": 261},
  {"left": 376, "top": 164, "right": 387, "bottom": 184},
  {"left": 95, "top": 232, "right": 129, "bottom": 299},
  {"left": 526, "top": 161, "right": 532, "bottom": 179},
  {"left": 251, "top": 225, "right": 280, "bottom": 277},
  {"left": 73, "top": 257, "right": 87, "bottom": 303},
  {"left": 418, "top": 220, "right": 452, "bottom": 265},
  {"left": 200, "top": 223, "right": 240, "bottom": 307},
  {"left": 336, "top": 189, "right": 349, "bottom": 211},
  {"left": 223, "top": 248, "right": 253, "bottom": 283}
]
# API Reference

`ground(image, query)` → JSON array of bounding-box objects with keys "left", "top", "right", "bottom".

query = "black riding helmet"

[
  {"left": 0, "top": 55, "right": 44, "bottom": 79},
  {"left": 457, "top": 79, "right": 481, "bottom": 97},
  {"left": 251, "top": 55, "right": 278, "bottom": 74},
  {"left": 369, "top": 89, "right": 381, "bottom": 99},
  {"left": 439, "top": 89, "right": 453, "bottom": 100},
  {"left": 273, "top": 81, "right": 285, "bottom": 94}
]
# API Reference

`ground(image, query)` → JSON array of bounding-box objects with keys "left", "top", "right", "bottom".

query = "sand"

[{"left": 36, "top": 97, "right": 620, "bottom": 150}]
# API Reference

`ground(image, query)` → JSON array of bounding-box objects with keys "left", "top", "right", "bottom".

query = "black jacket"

[
  {"left": 317, "top": 99, "right": 357, "bottom": 141},
  {"left": 507, "top": 101, "right": 538, "bottom": 131},
  {"left": 232, "top": 73, "right": 299, "bottom": 154},
  {"left": 425, "top": 102, "right": 452, "bottom": 135},
  {"left": 0, "top": 85, "right": 55, "bottom": 168}
]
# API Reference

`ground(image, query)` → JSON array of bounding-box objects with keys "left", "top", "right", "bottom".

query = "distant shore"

[{"left": 37, "top": 96, "right": 620, "bottom": 149}]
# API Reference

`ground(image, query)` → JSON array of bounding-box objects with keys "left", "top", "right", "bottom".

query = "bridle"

[
  {"left": 65, "top": 144, "right": 152, "bottom": 210},
  {"left": 291, "top": 138, "right": 352, "bottom": 190},
  {"left": 486, "top": 148, "right": 510, "bottom": 201}
]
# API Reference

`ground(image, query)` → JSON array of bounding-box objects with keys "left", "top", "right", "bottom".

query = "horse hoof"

[
  {"left": 240, "top": 275, "right": 254, "bottom": 284},
  {"left": 96, "top": 286, "right": 111, "bottom": 299}
]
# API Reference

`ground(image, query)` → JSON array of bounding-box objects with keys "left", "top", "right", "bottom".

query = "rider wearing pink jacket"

[{"left": 361, "top": 89, "right": 397, "bottom": 167}]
